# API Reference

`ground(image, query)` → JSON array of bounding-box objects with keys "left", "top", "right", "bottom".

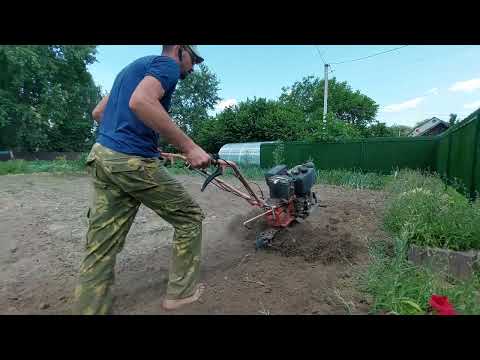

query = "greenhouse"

[{"left": 218, "top": 142, "right": 275, "bottom": 166}]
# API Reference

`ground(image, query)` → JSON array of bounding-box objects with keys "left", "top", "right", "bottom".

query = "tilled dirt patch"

[{"left": 0, "top": 173, "right": 388, "bottom": 315}]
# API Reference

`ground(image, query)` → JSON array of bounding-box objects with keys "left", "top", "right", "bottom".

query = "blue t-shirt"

[{"left": 97, "top": 55, "right": 180, "bottom": 158}]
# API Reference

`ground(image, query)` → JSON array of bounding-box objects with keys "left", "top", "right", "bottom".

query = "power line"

[
  {"left": 416, "top": 113, "right": 471, "bottom": 117},
  {"left": 331, "top": 45, "right": 409, "bottom": 65},
  {"left": 314, "top": 46, "right": 327, "bottom": 65},
  {"left": 380, "top": 112, "right": 471, "bottom": 116},
  {"left": 312, "top": 46, "right": 335, "bottom": 75}
]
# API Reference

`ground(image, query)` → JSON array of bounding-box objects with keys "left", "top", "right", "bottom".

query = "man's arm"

[
  {"left": 129, "top": 76, "right": 211, "bottom": 169},
  {"left": 92, "top": 95, "right": 110, "bottom": 123}
]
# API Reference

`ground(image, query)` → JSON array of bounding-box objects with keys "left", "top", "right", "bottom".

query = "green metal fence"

[
  {"left": 260, "top": 109, "right": 480, "bottom": 198},
  {"left": 435, "top": 110, "right": 480, "bottom": 198},
  {"left": 261, "top": 137, "right": 437, "bottom": 174}
]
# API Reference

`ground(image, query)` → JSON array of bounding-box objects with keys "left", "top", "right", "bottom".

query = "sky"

[{"left": 88, "top": 45, "right": 480, "bottom": 127}]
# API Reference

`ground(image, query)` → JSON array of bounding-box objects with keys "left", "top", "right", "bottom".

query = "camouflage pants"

[{"left": 72, "top": 143, "right": 205, "bottom": 315}]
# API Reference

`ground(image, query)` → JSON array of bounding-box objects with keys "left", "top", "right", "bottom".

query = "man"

[{"left": 72, "top": 45, "right": 211, "bottom": 315}]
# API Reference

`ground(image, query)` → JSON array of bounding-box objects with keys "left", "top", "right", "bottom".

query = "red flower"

[{"left": 429, "top": 295, "right": 457, "bottom": 315}]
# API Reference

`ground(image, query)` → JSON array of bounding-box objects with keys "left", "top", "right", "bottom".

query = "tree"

[
  {"left": 279, "top": 75, "right": 379, "bottom": 130},
  {"left": 304, "top": 113, "right": 362, "bottom": 142},
  {"left": 388, "top": 124, "right": 412, "bottom": 137},
  {"left": 196, "top": 97, "right": 305, "bottom": 153},
  {"left": 362, "top": 121, "right": 414, "bottom": 138},
  {"left": 187, "top": 73, "right": 384, "bottom": 153},
  {"left": 363, "top": 121, "right": 394, "bottom": 137},
  {"left": 169, "top": 63, "right": 220, "bottom": 139},
  {"left": 0, "top": 45, "right": 101, "bottom": 151}
]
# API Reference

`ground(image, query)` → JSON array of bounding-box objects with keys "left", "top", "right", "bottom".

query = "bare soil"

[{"left": 0, "top": 172, "right": 388, "bottom": 315}]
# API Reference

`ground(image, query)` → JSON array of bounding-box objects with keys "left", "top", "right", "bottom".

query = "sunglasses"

[{"left": 183, "top": 47, "right": 199, "bottom": 64}]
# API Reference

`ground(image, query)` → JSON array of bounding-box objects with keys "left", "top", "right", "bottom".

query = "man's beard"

[{"left": 180, "top": 69, "right": 193, "bottom": 81}]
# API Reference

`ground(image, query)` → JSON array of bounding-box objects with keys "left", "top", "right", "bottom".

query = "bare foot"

[{"left": 161, "top": 283, "right": 206, "bottom": 311}]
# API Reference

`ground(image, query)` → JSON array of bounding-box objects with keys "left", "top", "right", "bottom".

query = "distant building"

[{"left": 409, "top": 117, "right": 450, "bottom": 137}]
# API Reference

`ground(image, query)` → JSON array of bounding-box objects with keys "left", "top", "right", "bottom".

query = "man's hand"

[{"left": 185, "top": 145, "right": 211, "bottom": 169}]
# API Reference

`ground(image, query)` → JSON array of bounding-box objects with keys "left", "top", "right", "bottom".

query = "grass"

[
  {"left": 383, "top": 169, "right": 480, "bottom": 251},
  {"left": 358, "top": 168, "right": 480, "bottom": 314},
  {"left": 0, "top": 154, "right": 88, "bottom": 175},
  {"left": 315, "top": 168, "right": 390, "bottom": 190},
  {"left": 357, "top": 235, "right": 480, "bottom": 315}
]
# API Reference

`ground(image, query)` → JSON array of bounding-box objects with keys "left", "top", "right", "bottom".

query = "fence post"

[
  {"left": 445, "top": 128, "right": 453, "bottom": 188},
  {"left": 361, "top": 139, "right": 366, "bottom": 171},
  {"left": 432, "top": 137, "right": 439, "bottom": 174},
  {"left": 470, "top": 115, "right": 480, "bottom": 199}
]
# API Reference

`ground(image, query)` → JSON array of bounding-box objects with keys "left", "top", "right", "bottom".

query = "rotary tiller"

[{"left": 160, "top": 152, "right": 319, "bottom": 249}]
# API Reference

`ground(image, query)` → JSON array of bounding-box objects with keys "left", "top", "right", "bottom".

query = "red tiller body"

[{"left": 266, "top": 201, "right": 296, "bottom": 228}]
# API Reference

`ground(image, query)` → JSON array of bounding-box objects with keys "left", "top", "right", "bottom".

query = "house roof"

[{"left": 409, "top": 117, "right": 449, "bottom": 136}]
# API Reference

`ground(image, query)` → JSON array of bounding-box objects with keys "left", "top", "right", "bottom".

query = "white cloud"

[
  {"left": 464, "top": 100, "right": 480, "bottom": 110},
  {"left": 215, "top": 99, "right": 238, "bottom": 112},
  {"left": 382, "top": 97, "right": 425, "bottom": 113},
  {"left": 426, "top": 88, "right": 439, "bottom": 95},
  {"left": 449, "top": 78, "right": 480, "bottom": 93}
]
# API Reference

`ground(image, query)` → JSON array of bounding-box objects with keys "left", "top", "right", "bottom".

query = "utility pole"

[{"left": 323, "top": 63, "right": 329, "bottom": 130}]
